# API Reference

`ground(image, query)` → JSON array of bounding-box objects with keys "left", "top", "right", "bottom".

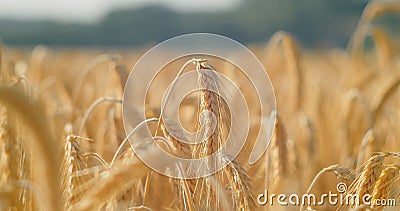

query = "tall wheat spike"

[
  {"left": 185, "top": 59, "right": 251, "bottom": 210},
  {"left": 196, "top": 59, "right": 255, "bottom": 210},
  {"left": 192, "top": 59, "right": 229, "bottom": 209},
  {"left": 193, "top": 59, "right": 229, "bottom": 158}
]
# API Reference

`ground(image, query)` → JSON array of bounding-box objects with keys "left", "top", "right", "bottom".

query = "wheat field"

[{"left": 1, "top": 2, "right": 400, "bottom": 211}]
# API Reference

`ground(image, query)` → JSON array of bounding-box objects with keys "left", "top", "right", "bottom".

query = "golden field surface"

[{"left": 1, "top": 2, "right": 400, "bottom": 211}]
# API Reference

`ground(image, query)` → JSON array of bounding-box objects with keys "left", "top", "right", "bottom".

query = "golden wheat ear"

[{"left": 370, "top": 165, "right": 400, "bottom": 210}]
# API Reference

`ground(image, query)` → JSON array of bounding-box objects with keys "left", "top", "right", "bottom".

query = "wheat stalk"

[
  {"left": 372, "top": 27, "right": 393, "bottom": 68},
  {"left": 268, "top": 113, "right": 289, "bottom": 190},
  {"left": 348, "top": 1, "right": 400, "bottom": 59},
  {"left": 61, "top": 124, "right": 96, "bottom": 210},
  {"left": 194, "top": 59, "right": 254, "bottom": 211},
  {"left": 356, "top": 129, "right": 377, "bottom": 172},
  {"left": 0, "top": 87, "right": 63, "bottom": 211},
  {"left": 299, "top": 115, "right": 315, "bottom": 163},
  {"left": 301, "top": 164, "right": 339, "bottom": 211},
  {"left": 265, "top": 32, "right": 302, "bottom": 111},
  {"left": 341, "top": 89, "right": 373, "bottom": 167},
  {"left": 188, "top": 59, "right": 227, "bottom": 209},
  {"left": 78, "top": 96, "right": 122, "bottom": 136},
  {"left": 371, "top": 76, "right": 400, "bottom": 120}
]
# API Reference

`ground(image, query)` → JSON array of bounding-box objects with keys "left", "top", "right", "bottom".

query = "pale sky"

[{"left": 0, "top": 0, "right": 240, "bottom": 23}]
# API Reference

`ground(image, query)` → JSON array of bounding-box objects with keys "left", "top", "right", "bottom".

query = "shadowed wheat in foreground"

[{"left": 1, "top": 1, "right": 400, "bottom": 210}]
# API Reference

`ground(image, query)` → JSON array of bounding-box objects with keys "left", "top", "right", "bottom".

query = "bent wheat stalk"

[
  {"left": 0, "top": 87, "right": 62, "bottom": 211},
  {"left": 300, "top": 164, "right": 339, "bottom": 211},
  {"left": 348, "top": 1, "right": 400, "bottom": 58},
  {"left": 71, "top": 54, "right": 120, "bottom": 107},
  {"left": 78, "top": 96, "right": 122, "bottom": 136},
  {"left": 372, "top": 27, "right": 393, "bottom": 68}
]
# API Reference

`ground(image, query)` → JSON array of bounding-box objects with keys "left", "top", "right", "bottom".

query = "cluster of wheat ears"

[{"left": 1, "top": 1, "right": 400, "bottom": 211}]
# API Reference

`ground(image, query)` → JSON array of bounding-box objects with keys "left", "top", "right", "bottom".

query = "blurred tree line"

[{"left": 0, "top": 0, "right": 371, "bottom": 47}]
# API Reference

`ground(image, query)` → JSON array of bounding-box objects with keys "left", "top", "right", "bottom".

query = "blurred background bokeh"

[{"left": 2, "top": 0, "right": 398, "bottom": 48}]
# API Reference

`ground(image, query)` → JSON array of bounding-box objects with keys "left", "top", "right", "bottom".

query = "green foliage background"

[{"left": 0, "top": 0, "right": 380, "bottom": 47}]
